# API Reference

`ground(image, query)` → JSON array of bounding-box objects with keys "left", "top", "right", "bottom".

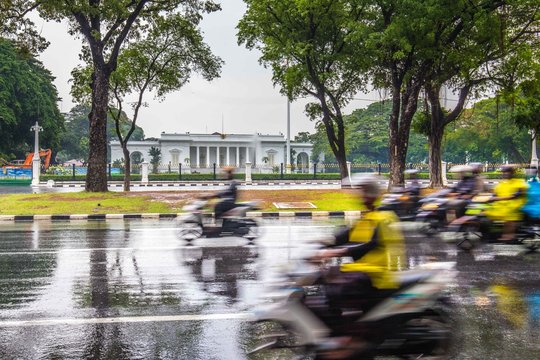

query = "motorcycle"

[
  {"left": 378, "top": 189, "right": 420, "bottom": 221},
  {"left": 449, "top": 193, "right": 540, "bottom": 251},
  {"left": 179, "top": 199, "right": 260, "bottom": 241},
  {"left": 247, "top": 259, "right": 455, "bottom": 359},
  {"left": 415, "top": 189, "right": 452, "bottom": 235}
]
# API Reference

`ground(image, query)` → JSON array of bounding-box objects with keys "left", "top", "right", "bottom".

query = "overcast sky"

[{"left": 34, "top": 1, "right": 379, "bottom": 139}]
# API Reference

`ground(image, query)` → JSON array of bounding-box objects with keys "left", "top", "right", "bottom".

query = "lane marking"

[{"left": 0, "top": 312, "right": 252, "bottom": 327}]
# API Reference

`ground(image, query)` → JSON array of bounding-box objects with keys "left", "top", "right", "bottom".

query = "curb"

[
  {"left": 42, "top": 181, "right": 341, "bottom": 188},
  {"left": 0, "top": 211, "right": 361, "bottom": 222}
]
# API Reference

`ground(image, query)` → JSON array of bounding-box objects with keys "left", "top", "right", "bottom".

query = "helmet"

[
  {"left": 470, "top": 162, "right": 483, "bottom": 173},
  {"left": 500, "top": 165, "right": 515, "bottom": 173},
  {"left": 449, "top": 165, "right": 474, "bottom": 173},
  {"left": 350, "top": 173, "right": 382, "bottom": 197}
]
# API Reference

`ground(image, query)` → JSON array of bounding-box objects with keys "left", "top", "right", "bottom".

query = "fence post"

[
  {"left": 141, "top": 162, "right": 149, "bottom": 185},
  {"left": 179, "top": 163, "right": 182, "bottom": 180},
  {"left": 245, "top": 162, "right": 252, "bottom": 183},
  {"left": 442, "top": 161, "right": 448, "bottom": 186},
  {"left": 346, "top": 161, "right": 352, "bottom": 178},
  {"left": 280, "top": 163, "right": 284, "bottom": 180},
  {"left": 314, "top": 162, "right": 317, "bottom": 179},
  {"left": 213, "top": 163, "right": 216, "bottom": 180},
  {"left": 168, "top": 161, "right": 171, "bottom": 173},
  {"left": 72, "top": 164, "right": 76, "bottom": 181},
  {"left": 108, "top": 163, "right": 112, "bottom": 181}
]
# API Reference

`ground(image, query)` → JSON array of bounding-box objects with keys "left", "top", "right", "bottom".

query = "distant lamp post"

[
  {"left": 30, "top": 121, "right": 43, "bottom": 186},
  {"left": 286, "top": 98, "right": 291, "bottom": 174},
  {"left": 530, "top": 129, "right": 538, "bottom": 169}
]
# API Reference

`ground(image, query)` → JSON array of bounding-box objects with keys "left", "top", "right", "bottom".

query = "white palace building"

[{"left": 110, "top": 132, "right": 317, "bottom": 173}]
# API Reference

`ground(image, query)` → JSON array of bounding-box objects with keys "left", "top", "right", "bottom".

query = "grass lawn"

[
  {"left": 0, "top": 189, "right": 363, "bottom": 215},
  {"left": 0, "top": 192, "right": 174, "bottom": 215}
]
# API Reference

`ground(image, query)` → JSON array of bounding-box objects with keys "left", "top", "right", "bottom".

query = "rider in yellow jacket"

[
  {"left": 485, "top": 165, "right": 527, "bottom": 241},
  {"left": 317, "top": 174, "right": 406, "bottom": 290}
]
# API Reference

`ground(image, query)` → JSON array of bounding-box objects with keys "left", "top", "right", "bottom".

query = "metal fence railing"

[{"left": 40, "top": 162, "right": 531, "bottom": 182}]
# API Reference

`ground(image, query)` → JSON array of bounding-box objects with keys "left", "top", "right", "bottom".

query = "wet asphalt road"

[{"left": 1, "top": 219, "right": 540, "bottom": 359}]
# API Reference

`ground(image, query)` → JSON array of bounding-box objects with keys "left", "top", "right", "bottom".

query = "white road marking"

[{"left": 0, "top": 312, "right": 252, "bottom": 327}]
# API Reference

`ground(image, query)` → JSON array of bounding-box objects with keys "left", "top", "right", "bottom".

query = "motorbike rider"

[
  {"left": 315, "top": 174, "right": 406, "bottom": 301},
  {"left": 522, "top": 168, "right": 540, "bottom": 220},
  {"left": 484, "top": 165, "right": 527, "bottom": 241},
  {"left": 470, "top": 162, "right": 487, "bottom": 194},
  {"left": 404, "top": 169, "right": 421, "bottom": 202},
  {"left": 312, "top": 174, "right": 405, "bottom": 358},
  {"left": 202, "top": 167, "right": 239, "bottom": 227},
  {"left": 447, "top": 165, "right": 477, "bottom": 219}
]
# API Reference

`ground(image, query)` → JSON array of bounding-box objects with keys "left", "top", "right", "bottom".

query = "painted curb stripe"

[
  {"left": 159, "top": 213, "right": 178, "bottom": 218},
  {"left": 261, "top": 212, "right": 279, "bottom": 218},
  {"left": 51, "top": 215, "right": 71, "bottom": 221},
  {"left": 14, "top": 215, "right": 34, "bottom": 221},
  {"left": 0, "top": 211, "right": 361, "bottom": 222}
]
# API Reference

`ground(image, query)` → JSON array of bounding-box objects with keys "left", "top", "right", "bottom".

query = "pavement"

[
  {"left": 0, "top": 178, "right": 502, "bottom": 194},
  {"left": 1, "top": 219, "right": 540, "bottom": 359}
]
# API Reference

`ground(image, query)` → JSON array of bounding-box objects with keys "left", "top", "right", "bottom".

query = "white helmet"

[{"left": 349, "top": 173, "right": 382, "bottom": 197}]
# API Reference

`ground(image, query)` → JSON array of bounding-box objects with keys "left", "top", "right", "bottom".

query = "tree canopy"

[
  {"left": 2, "top": 0, "right": 222, "bottom": 191},
  {"left": 309, "top": 101, "right": 428, "bottom": 164},
  {"left": 0, "top": 38, "right": 63, "bottom": 160},
  {"left": 56, "top": 104, "right": 144, "bottom": 164},
  {"left": 443, "top": 97, "right": 529, "bottom": 164},
  {"left": 238, "top": 0, "right": 371, "bottom": 178}
]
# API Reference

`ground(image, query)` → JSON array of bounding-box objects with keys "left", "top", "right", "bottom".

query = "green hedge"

[
  {"left": 41, "top": 171, "right": 516, "bottom": 182},
  {"left": 41, "top": 173, "right": 342, "bottom": 182}
]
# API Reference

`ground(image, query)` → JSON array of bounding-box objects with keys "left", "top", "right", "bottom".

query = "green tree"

[
  {"left": 72, "top": 14, "right": 221, "bottom": 191},
  {"left": 293, "top": 132, "right": 312, "bottom": 143},
  {"left": 0, "top": 38, "right": 63, "bottom": 160},
  {"left": 148, "top": 147, "right": 161, "bottom": 174},
  {"left": 4, "top": 0, "right": 221, "bottom": 191},
  {"left": 442, "top": 98, "right": 529, "bottom": 163},
  {"left": 57, "top": 104, "right": 145, "bottom": 164},
  {"left": 420, "top": 1, "right": 539, "bottom": 187},
  {"left": 238, "top": 0, "right": 371, "bottom": 179},
  {"left": 0, "top": 1, "right": 47, "bottom": 54}
]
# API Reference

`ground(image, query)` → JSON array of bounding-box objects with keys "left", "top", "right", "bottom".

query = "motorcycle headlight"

[{"left": 422, "top": 203, "right": 439, "bottom": 210}]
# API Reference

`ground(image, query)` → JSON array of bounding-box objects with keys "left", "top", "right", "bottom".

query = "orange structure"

[{"left": 10, "top": 149, "right": 52, "bottom": 169}]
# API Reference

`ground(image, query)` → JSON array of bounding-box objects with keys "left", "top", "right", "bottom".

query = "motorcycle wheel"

[
  {"left": 421, "top": 218, "right": 440, "bottom": 236},
  {"left": 457, "top": 224, "right": 482, "bottom": 251},
  {"left": 400, "top": 313, "right": 452, "bottom": 360},
  {"left": 245, "top": 320, "right": 312, "bottom": 360},
  {"left": 179, "top": 221, "right": 203, "bottom": 241},
  {"left": 244, "top": 224, "right": 260, "bottom": 241}
]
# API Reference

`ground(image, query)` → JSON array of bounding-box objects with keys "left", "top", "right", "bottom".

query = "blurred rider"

[
  {"left": 522, "top": 168, "right": 540, "bottom": 220},
  {"left": 404, "top": 169, "right": 421, "bottom": 199},
  {"left": 447, "top": 165, "right": 478, "bottom": 219},
  {"left": 485, "top": 165, "right": 527, "bottom": 241},
  {"left": 203, "top": 167, "right": 239, "bottom": 227},
  {"left": 470, "top": 162, "right": 487, "bottom": 194},
  {"left": 316, "top": 174, "right": 406, "bottom": 300}
]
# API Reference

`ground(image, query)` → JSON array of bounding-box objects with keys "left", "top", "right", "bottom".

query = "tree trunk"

[
  {"left": 85, "top": 67, "right": 110, "bottom": 192},
  {"left": 122, "top": 145, "right": 131, "bottom": 192},
  {"left": 428, "top": 125, "right": 444, "bottom": 188},
  {"left": 388, "top": 80, "right": 421, "bottom": 188},
  {"left": 335, "top": 145, "right": 348, "bottom": 179},
  {"left": 428, "top": 85, "right": 444, "bottom": 188},
  {"left": 426, "top": 82, "right": 471, "bottom": 188}
]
